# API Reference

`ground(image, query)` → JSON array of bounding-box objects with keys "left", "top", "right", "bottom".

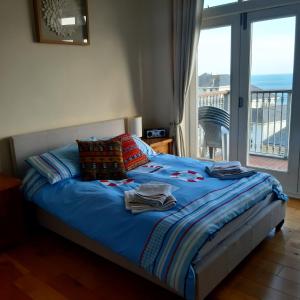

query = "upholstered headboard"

[{"left": 10, "top": 118, "right": 126, "bottom": 177}]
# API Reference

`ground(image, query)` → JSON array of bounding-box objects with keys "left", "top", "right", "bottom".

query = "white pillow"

[{"left": 132, "top": 135, "right": 157, "bottom": 157}]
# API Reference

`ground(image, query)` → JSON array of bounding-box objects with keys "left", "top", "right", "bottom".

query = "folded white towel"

[
  {"left": 124, "top": 183, "right": 176, "bottom": 214},
  {"left": 136, "top": 183, "right": 172, "bottom": 197},
  {"left": 211, "top": 161, "right": 241, "bottom": 169},
  {"left": 209, "top": 161, "right": 242, "bottom": 173},
  {"left": 205, "top": 161, "right": 256, "bottom": 180},
  {"left": 125, "top": 190, "right": 176, "bottom": 214}
]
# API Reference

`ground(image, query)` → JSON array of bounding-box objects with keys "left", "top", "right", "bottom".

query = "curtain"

[{"left": 172, "top": 0, "right": 203, "bottom": 156}]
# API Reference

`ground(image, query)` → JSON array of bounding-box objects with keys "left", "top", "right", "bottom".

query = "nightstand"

[
  {"left": 142, "top": 138, "right": 174, "bottom": 154},
  {"left": 0, "top": 174, "right": 25, "bottom": 249}
]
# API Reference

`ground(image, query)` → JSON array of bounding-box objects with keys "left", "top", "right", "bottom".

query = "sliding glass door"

[
  {"left": 238, "top": 4, "right": 300, "bottom": 195},
  {"left": 191, "top": 1, "right": 300, "bottom": 196}
]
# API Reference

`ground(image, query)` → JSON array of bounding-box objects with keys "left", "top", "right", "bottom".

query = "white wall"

[
  {"left": 0, "top": 0, "right": 174, "bottom": 174},
  {"left": 0, "top": 0, "right": 145, "bottom": 173}
]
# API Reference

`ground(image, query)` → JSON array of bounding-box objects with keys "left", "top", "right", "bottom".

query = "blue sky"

[{"left": 198, "top": 15, "right": 296, "bottom": 75}]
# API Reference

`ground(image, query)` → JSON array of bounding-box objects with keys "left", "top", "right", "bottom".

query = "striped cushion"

[
  {"left": 112, "top": 134, "right": 149, "bottom": 171},
  {"left": 26, "top": 143, "right": 80, "bottom": 184},
  {"left": 77, "top": 140, "right": 127, "bottom": 181},
  {"left": 22, "top": 168, "right": 48, "bottom": 199}
]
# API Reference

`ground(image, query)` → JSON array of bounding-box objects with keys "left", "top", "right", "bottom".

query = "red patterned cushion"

[
  {"left": 112, "top": 134, "right": 149, "bottom": 171},
  {"left": 77, "top": 140, "right": 127, "bottom": 180}
]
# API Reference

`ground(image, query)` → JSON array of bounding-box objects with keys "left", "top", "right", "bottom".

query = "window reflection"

[
  {"left": 61, "top": 17, "right": 76, "bottom": 26},
  {"left": 204, "top": 0, "right": 237, "bottom": 8}
]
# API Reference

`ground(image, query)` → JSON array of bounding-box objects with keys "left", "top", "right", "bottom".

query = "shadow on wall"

[
  {"left": 104, "top": 0, "right": 144, "bottom": 117},
  {"left": 94, "top": 0, "right": 174, "bottom": 130},
  {"left": 28, "top": 0, "right": 36, "bottom": 42},
  {"left": 138, "top": 0, "right": 173, "bottom": 129}
]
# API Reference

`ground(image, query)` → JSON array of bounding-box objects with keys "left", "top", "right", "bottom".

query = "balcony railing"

[
  {"left": 199, "top": 90, "right": 230, "bottom": 112},
  {"left": 198, "top": 89, "right": 292, "bottom": 159},
  {"left": 249, "top": 90, "right": 291, "bottom": 158}
]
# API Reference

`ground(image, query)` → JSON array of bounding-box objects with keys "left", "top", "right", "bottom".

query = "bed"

[{"left": 10, "top": 118, "right": 287, "bottom": 300}]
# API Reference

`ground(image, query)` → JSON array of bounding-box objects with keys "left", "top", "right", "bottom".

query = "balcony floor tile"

[{"left": 248, "top": 155, "right": 288, "bottom": 172}]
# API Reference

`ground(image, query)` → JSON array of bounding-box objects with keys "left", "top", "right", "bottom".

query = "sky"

[{"left": 198, "top": 14, "right": 296, "bottom": 76}]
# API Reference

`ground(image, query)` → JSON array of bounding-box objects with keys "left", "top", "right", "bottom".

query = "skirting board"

[{"left": 34, "top": 199, "right": 285, "bottom": 300}]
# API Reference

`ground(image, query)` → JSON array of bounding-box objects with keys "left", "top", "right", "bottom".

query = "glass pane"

[
  {"left": 197, "top": 26, "right": 231, "bottom": 161},
  {"left": 247, "top": 17, "right": 295, "bottom": 172},
  {"left": 204, "top": 0, "right": 237, "bottom": 8}
]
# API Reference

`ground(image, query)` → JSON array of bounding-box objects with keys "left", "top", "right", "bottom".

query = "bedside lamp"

[{"left": 127, "top": 116, "right": 143, "bottom": 137}]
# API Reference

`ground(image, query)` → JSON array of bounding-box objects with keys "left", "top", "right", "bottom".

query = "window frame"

[{"left": 204, "top": 0, "right": 300, "bottom": 20}]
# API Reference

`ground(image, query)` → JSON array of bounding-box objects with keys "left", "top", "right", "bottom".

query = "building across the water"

[{"left": 198, "top": 73, "right": 262, "bottom": 92}]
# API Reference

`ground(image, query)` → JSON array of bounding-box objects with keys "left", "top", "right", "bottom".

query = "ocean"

[{"left": 251, "top": 74, "right": 293, "bottom": 90}]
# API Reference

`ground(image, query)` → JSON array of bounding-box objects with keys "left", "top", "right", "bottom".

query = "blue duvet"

[{"left": 23, "top": 154, "right": 287, "bottom": 299}]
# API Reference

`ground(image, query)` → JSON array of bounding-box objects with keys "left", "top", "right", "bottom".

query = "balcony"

[{"left": 198, "top": 89, "right": 291, "bottom": 171}]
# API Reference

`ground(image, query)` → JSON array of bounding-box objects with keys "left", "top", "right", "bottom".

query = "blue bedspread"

[{"left": 23, "top": 154, "right": 287, "bottom": 299}]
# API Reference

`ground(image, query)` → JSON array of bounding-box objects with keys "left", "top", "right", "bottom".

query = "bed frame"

[{"left": 10, "top": 118, "right": 286, "bottom": 299}]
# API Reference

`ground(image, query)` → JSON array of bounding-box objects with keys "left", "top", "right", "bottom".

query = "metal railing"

[
  {"left": 198, "top": 90, "right": 230, "bottom": 112},
  {"left": 248, "top": 90, "right": 291, "bottom": 158},
  {"left": 198, "top": 89, "right": 292, "bottom": 158}
]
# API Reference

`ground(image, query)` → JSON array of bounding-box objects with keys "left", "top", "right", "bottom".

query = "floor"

[
  {"left": 248, "top": 155, "right": 288, "bottom": 172},
  {"left": 200, "top": 148, "right": 288, "bottom": 172},
  {"left": 0, "top": 199, "right": 299, "bottom": 300}
]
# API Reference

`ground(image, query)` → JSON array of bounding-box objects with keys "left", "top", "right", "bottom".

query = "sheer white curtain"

[{"left": 172, "top": 0, "right": 203, "bottom": 156}]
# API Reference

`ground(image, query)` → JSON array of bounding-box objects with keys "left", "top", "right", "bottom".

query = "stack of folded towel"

[
  {"left": 125, "top": 183, "right": 176, "bottom": 214},
  {"left": 205, "top": 161, "right": 256, "bottom": 179}
]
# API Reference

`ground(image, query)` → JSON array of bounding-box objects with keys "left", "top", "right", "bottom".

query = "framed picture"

[{"left": 33, "top": 0, "right": 90, "bottom": 46}]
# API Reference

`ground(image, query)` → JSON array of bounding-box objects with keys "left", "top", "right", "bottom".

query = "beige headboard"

[{"left": 10, "top": 118, "right": 126, "bottom": 177}]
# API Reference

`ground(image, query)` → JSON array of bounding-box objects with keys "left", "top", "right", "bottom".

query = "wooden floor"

[{"left": 1, "top": 199, "right": 299, "bottom": 300}]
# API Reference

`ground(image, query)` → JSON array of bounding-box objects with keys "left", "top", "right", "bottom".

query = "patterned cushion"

[
  {"left": 111, "top": 134, "right": 149, "bottom": 171},
  {"left": 26, "top": 143, "right": 80, "bottom": 184},
  {"left": 77, "top": 140, "right": 127, "bottom": 181}
]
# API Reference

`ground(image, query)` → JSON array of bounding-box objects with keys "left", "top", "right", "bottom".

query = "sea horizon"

[
  {"left": 198, "top": 73, "right": 293, "bottom": 90},
  {"left": 251, "top": 73, "right": 293, "bottom": 90}
]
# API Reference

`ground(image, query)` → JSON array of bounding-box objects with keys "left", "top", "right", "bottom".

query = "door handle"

[{"left": 239, "top": 97, "right": 244, "bottom": 108}]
